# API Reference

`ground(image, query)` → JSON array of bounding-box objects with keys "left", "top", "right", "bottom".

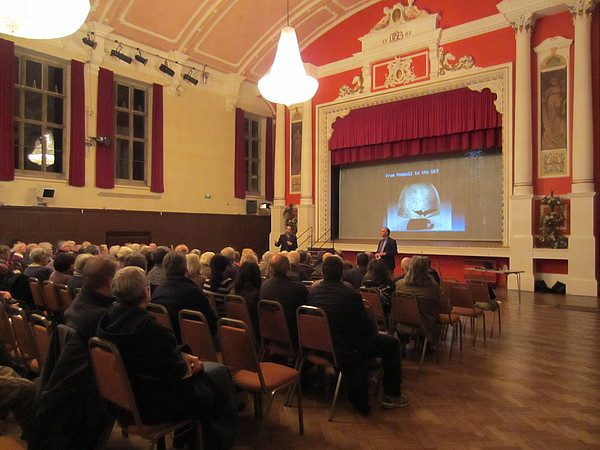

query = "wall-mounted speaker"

[
  {"left": 246, "top": 200, "right": 258, "bottom": 215},
  {"left": 36, "top": 187, "right": 55, "bottom": 198}
]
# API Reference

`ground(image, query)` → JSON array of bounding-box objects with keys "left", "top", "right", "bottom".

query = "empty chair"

[
  {"left": 438, "top": 285, "right": 462, "bottom": 357},
  {"left": 391, "top": 292, "right": 436, "bottom": 373},
  {"left": 56, "top": 284, "right": 74, "bottom": 312},
  {"left": 468, "top": 279, "right": 501, "bottom": 337},
  {"left": 29, "top": 314, "right": 51, "bottom": 368},
  {"left": 296, "top": 305, "right": 342, "bottom": 421},
  {"left": 257, "top": 300, "right": 297, "bottom": 365},
  {"left": 89, "top": 337, "right": 200, "bottom": 450},
  {"left": 28, "top": 277, "right": 47, "bottom": 312},
  {"left": 42, "top": 281, "right": 62, "bottom": 317},
  {"left": 218, "top": 317, "right": 303, "bottom": 435},
  {"left": 178, "top": 309, "right": 219, "bottom": 362},
  {"left": 359, "top": 288, "right": 388, "bottom": 331},
  {"left": 450, "top": 282, "right": 486, "bottom": 346},
  {"left": 146, "top": 303, "right": 173, "bottom": 330}
]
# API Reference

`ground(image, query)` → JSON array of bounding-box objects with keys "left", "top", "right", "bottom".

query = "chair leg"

[
  {"left": 482, "top": 314, "right": 486, "bottom": 344},
  {"left": 497, "top": 304, "right": 502, "bottom": 335},
  {"left": 458, "top": 321, "right": 463, "bottom": 351},
  {"left": 328, "top": 371, "right": 343, "bottom": 422},
  {"left": 419, "top": 339, "right": 428, "bottom": 374},
  {"left": 448, "top": 324, "right": 455, "bottom": 358},
  {"left": 472, "top": 317, "right": 478, "bottom": 346},
  {"left": 296, "top": 382, "right": 304, "bottom": 435}
]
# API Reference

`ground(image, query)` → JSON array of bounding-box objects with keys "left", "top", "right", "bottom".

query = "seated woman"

[
  {"left": 203, "top": 254, "right": 233, "bottom": 316},
  {"left": 395, "top": 255, "right": 441, "bottom": 343},
  {"left": 49, "top": 252, "right": 75, "bottom": 285},
  {"left": 361, "top": 259, "right": 396, "bottom": 315},
  {"left": 230, "top": 261, "right": 262, "bottom": 337},
  {"left": 186, "top": 253, "right": 206, "bottom": 287},
  {"left": 23, "top": 247, "right": 52, "bottom": 282},
  {"left": 97, "top": 266, "right": 238, "bottom": 449}
]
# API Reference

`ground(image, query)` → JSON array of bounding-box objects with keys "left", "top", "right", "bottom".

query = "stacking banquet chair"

[
  {"left": 438, "top": 285, "right": 462, "bottom": 357},
  {"left": 0, "top": 302, "right": 19, "bottom": 358},
  {"left": 146, "top": 303, "right": 173, "bottom": 331},
  {"left": 391, "top": 292, "right": 437, "bottom": 373},
  {"left": 449, "top": 282, "right": 486, "bottom": 346},
  {"left": 224, "top": 294, "right": 255, "bottom": 337},
  {"left": 178, "top": 309, "right": 220, "bottom": 362},
  {"left": 42, "top": 281, "right": 63, "bottom": 318},
  {"left": 29, "top": 313, "right": 52, "bottom": 369},
  {"left": 467, "top": 280, "right": 501, "bottom": 337},
  {"left": 359, "top": 288, "right": 388, "bottom": 331},
  {"left": 218, "top": 317, "right": 304, "bottom": 436},
  {"left": 28, "top": 277, "right": 48, "bottom": 313},
  {"left": 89, "top": 337, "right": 200, "bottom": 450},
  {"left": 257, "top": 300, "right": 297, "bottom": 366},
  {"left": 296, "top": 305, "right": 343, "bottom": 422},
  {"left": 56, "top": 284, "right": 74, "bottom": 312},
  {"left": 7, "top": 305, "right": 40, "bottom": 375}
]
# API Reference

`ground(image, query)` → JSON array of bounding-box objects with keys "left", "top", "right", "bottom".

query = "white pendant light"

[
  {"left": 258, "top": 4, "right": 318, "bottom": 106},
  {"left": 0, "top": 0, "right": 91, "bottom": 40}
]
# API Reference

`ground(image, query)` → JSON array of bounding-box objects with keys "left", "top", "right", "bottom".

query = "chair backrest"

[
  {"left": 42, "top": 281, "right": 62, "bottom": 314},
  {"left": 258, "top": 300, "right": 294, "bottom": 355},
  {"left": 224, "top": 294, "right": 254, "bottom": 334},
  {"left": 89, "top": 337, "right": 143, "bottom": 426},
  {"left": 467, "top": 280, "right": 493, "bottom": 304},
  {"left": 56, "top": 284, "right": 74, "bottom": 312},
  {"left": 204, "top": 292, "right": 218, "bottom": 315},
  {"left": 359, "top": 288, "right": 385, "bottom": 321},
  {"left": 146, "top": 303, "right": 172, "bottom": 330},
  {"left": 28, "top": 277, "right": 47, "bottom": 310},
  {"left": 218, "top": 318, "right": 262, "bottom": 380},
  {"left": 449, "top": 282, "right": 475, "bottom": 309},
  {"left": 0, "top": 303, "right": 18, "bottom": 354},
  {"left": 296, "top": 305, "right": 337, "bottom": 367},
  {"left": 440, "top": 277, "right": 460, "bottom": 292},
  {"left": 30, "top": 314, "right": 51, "bottom": 367},
  {"left": 391, "top": 292, "right": 421, "bottom": 326},
  {"left": 362, "top": 300, "right": 379, "bottom": 334},
  {"left": 8, "top": 305, "right": 39, "bottom": 364},
  {"left": 178, "top": 309, "right": 218, "bottom": 362}
]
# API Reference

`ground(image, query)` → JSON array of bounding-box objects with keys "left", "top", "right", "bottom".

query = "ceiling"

[{"left": 88, "top": 0, "right": 380, "bottom": 81}]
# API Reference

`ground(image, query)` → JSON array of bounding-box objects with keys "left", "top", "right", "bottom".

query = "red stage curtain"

[
  {"left": 151, "top": 84, "right": 164, "bottom": 193},
  {"left": 96, "top": 68, "right": 115, "bottom": 188},
  {"left": 0, "top": 39, "right": 14, "bottom": 181},
  {"left": 265, "top": 116, "right": 274, "bottom": 202},
  {"left": 328, "top": 88, "right": 501, "bottom": 165},
  {"left": 69, "top": 60, "right": 86, "bottom": 186},
  {"left": 234, "top": 108, "right": 246, "bottom": 199}
]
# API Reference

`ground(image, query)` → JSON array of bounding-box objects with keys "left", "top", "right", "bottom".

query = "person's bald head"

[
  {"left": 270, "top": 253, "right": 290, "bottom": 277},
  {"left": 82, "top": 256, "right": 118, "bottom": 292},
  {"left": 401, "top": 257, "right": 412, "bottom": 273}
]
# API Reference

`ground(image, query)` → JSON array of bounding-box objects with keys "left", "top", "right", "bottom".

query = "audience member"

[
  {"left": 199, "top": 251, "right": 214, "bottom": 279},
  {"left": 220, "top": 247, "right": 238, "bottom": 279},
  {"left": 190, "top": 248, "right": 202, "bottom": 257},
  {"left": 361, "top": 259, "right": 396, "bottom": 315},
  {"left": 98, "top": 266, "right": 238, "bottom": 449},
  {"left": 204, "top": 253, "right": 234, "bottom": 316},
  {"left": 67, "top": 253, "right": 93, "bottom": 295},
  {"left": 395, "top": 257, "right": 412, "bottom": 282},
  {"left": 297, "top": 250, "right": 314, "bottom": 280},
  {"left": 139, "top": 245, "right": 155, "bottom": 271},
  {"left": 23, "top": 248, "right": 52, "bottom": 282},
  {"left": 147, "top": 245, "right": 169, "bottom": 288},
  {"left": 186, "top": 253, "right": 206, "bottom": 287},
  {"left": 230, "top": 261, "right": 262, "bottom": 335},
  {"left": 259, "top": 251, "right": 274, "bottom": 278},
  {"left": 49, "top": 252, "right": 75, "bottom": 285},
  {"left": 22, "top": 243, "right": 38, "bottom": 266},
  {"left": 0, "top": 366, "right": 36, "bottom": 441},
  {"left": 287, "top": 250, "right": 307, "bottom": 281},
  {"left": 344, "top": 252, "right": 369, "bottom": 290},
  {"left": 152, "top": 252, "right": 218, "bottom": 341},
  {"left": 82, "top": 244, "right": 100, "bottom": 255},
  {"left": 310, "top": 252, "right": 333, "bottom": 281},
  {"left": 307, "top": 256, "right": 409, "bottom": 414},
  {"left": 175, "top": 244, "right": 189, "bottom": 254},
  {"left": 240, "top": 249, "right": 258, "bottom": 265},
  {"left": 395, "top": 255, "right": 441, "bottom": 343},
  {"left": 425, "top": 256, "right": 441, "bottom": 284},
  {"left": 259, "top": 254, "right": 308, "bottom": 344},
  {"left": 124, "top": 253, "right": 148, "bottom": 272},
  {"left": 10, "top": 242, "right": 26, "bottom": 266},
  {"left": 116, "top": 246, "right": 133, "bottom": 269}
]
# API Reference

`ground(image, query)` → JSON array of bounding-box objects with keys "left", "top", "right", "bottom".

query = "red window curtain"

[
  {"left": 0, "top": 39, "right": 14, "bottom": 181},
  {"left": 96, "top": 68, "right": 115, "bottom": 188},
  {"left": 69, "top": 60, "right": 85, "bottom": 186},
  {"left": 328, "top": 88, "right": 501, "bottom": 165},
  {"left": 265, "top": 116, "right": 274, "bottom": 202},
  {"left": 234, "top": 107, "right": 246, "bottom": 199},
  {"left": 151, "top": 84, "right": 164, "bottom": 193}
]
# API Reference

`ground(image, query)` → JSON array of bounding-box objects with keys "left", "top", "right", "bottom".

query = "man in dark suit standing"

[
  {"left": 375, "top": 227, "right": 397, "bottom": 273},
  {"left": 274, "top": 225, "right": 298, "bottom": 252}
]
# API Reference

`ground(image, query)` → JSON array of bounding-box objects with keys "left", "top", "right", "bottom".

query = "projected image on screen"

[{"left": 339, "top": 150, "right": 502, "bottom": 241}]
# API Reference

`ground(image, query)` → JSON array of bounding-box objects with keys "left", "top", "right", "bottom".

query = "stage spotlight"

[
  {"left": 201, "top": 65, "right": 209, "bottom": 84},
  {"left": 183, "top": 70, "right": 198, "bottom": 85},
  {"left": 135, "top": 49, "right": 148, "bottom": 65},
  {"left": 159, "top": 61, "right": 175, "bottom": 77},
  {"left": 82, "top": 33, "right": 97, "bottom": 49},
  {"left": 110, "top": 45, "right": 132, "bottom": 64}
]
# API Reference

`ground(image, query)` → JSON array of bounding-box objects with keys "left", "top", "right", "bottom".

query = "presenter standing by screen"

[
  {"left": 375, "top": 227, "right": 397, "bottom": 273},
  {"left": 274, "top": 226, "right": 298, "bottom": 252}
]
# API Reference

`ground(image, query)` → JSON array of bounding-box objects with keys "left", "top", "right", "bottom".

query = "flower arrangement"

[
  {"left": 537, "top": 192, "right": 568, "bottom": 249},
  {"left": 283, "top": 203, "right": 298, "bottom": 233}
]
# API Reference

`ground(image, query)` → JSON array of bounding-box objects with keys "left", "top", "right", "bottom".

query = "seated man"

[
  {"left": 307, "top": 256, "right": 409, "bottom": 414},
  {"left": 344, "top": 252, "right": 369, "bottom": 290},
  {"left": 152, "top": 252, "right": 217, "bottom": 342},
  {"left": 259, "top": 254, "right": 308, "bottom": 344},
  {"left": 98, "top": 266, "right": 237, "bottom": 449}
]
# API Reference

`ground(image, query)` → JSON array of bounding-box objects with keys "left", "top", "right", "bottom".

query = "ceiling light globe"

[{"left": 0, "top": 0, "right": 91, "bottom": 39}]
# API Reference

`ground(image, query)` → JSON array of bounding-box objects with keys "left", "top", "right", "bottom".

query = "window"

[
  {"left": 13, "top": 55, "right": 66, "bottom": 175},
  {"left": 115, "top": 80, "right": 148, "bottom": 182},
  {"left": 244, "top": 114, "right": 261, "bottom": 194}
]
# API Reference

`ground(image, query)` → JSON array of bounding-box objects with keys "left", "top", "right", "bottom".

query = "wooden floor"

[{"left": 3, "top": 290, "right": 600, "bottom": 449}]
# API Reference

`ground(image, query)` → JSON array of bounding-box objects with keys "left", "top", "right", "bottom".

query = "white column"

[
  {"left": 270, "top": 103, "right": 287, "bottom": 251},
  {"left": 508, "top": 15, "right": 536, "bottom": 291},
  {"left": 567, "top": 0, "right": 598, "bottom": 296},
  {"left": 296, "top": 100, "right": 315, "bottom": 249}
]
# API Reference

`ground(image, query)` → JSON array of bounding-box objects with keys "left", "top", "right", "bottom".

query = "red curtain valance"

[
  {"left": 0, "top": 39, "right": 14, "bottom": 181},
  {"left": 328, "top": 88, "right": 501, "bottom": 165}
]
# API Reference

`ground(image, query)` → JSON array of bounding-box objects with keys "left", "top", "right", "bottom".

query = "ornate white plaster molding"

[
  {"left": 567, "top": 0, "right": 599, "bottom": 17},
  {"left": 316, "top": 65, "right": 512, "bottom": 243},
  {"left": 223, "top": 74, "right": 246, "bottom": 111}
]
